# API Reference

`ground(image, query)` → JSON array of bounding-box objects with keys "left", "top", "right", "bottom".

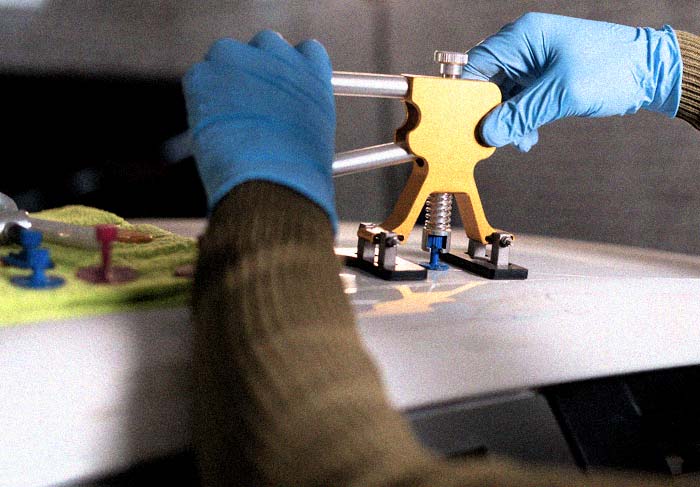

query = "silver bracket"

[
  {"left": 356, "top": 223, "right": 399, "bottom": 271},
  {"left": 467, "top": 238, "right": 487, "bottom": 259},
  {"left": 341, "top": 223, "right": 427, "bottom": 281},
  {"left": 487, "top": 232, "right": 513, "bottom": 268},
  {"left": 466, "top": 233, "right": 513, "bottom": 267},
  {"left": 443, "top": 231, "right": 526, "bottom": 280}
]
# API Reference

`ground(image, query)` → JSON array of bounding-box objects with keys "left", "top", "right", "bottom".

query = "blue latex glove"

[
  {"left": 462, "top": 13, "right": 683, "bottom": 152},
  {"left": 182, "top": 31, "right": 337, "bottom": 228}
]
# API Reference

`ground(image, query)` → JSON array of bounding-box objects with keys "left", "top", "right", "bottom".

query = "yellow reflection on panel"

[{"left": 359, "top": 281, "right": 485, "bottom": 318}]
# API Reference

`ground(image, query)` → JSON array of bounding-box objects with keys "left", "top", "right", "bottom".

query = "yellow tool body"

[
  {"left": 333, "top": 56, "right": 528, "bottom": 281},
  {"left": 383, "top": 75, "right": 502, "bottom": 245}
]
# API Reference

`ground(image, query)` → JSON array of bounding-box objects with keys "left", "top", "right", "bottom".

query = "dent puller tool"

[
  {"left": 331, "top": 51, "right": 528, "bottom": 281},
  {"left": 164, "top": 51, "right": 528, "bottom": 281}
]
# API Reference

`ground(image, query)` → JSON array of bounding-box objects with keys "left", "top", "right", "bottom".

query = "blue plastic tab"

[
  {"left": 3, "top": 228, "right": 54, "bottom": 269},
  {"left": 10, "top": 247, "right": 65, "bottom": 289},
  {"left": 420, "top": 235, "right": 449, "bottom": 271}
]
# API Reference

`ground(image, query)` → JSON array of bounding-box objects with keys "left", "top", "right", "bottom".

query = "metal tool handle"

[
  {"left": 333, "top": 143, "right": 414, "bottom": 177},
  {"left": 0, "top": 208, "right": 100, "bottom": 249},
  {"left": 163, "top": 137, "right": 416, "bottom": 176},
  {"left": 162, "top": 71, "right": 412, "bottom": 166},
  {"left": 0, "top": 192, "right": 18, "bottom": 212},
  {"left": 27, "top": 216, "right": 99, "bottom": 249},
  {"left": 331, "top": 73, "right": 414, "bottom": 174},
  {"left": 332, "top": 71, "right": 408, "bottom": 98}
]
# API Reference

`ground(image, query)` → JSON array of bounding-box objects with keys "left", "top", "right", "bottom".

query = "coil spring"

[{"left": 424, "top": 193, "right": 453, "bottom": 233}]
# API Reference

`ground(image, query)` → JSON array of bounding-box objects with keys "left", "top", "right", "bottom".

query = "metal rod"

[
  {"left": 27, "top": 216, "right": 100, "bottom": 249},
  {"left": 332, "top": 71, "right": 408, "bottom": 98},
  {"left": 162, "top": 71, "right": 409, "bottom": 165},
  {"left": 332, "top": 143, "right": 414, "bottom": 177}
]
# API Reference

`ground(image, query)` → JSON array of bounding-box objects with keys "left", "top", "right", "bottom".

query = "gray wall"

[{"left": 1, "top": 1, "right": 700, "bottom": 254}]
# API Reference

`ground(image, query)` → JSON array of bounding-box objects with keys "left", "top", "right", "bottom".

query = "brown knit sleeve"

[
  {"left": 191, "top": 181, "right": 437, "bottom": 486},
  {"left": 192, "top": 181, "right": 690, "bottom": 487},
  {"left": 676, "top": 30, "right": 700, "bottom": 130}
]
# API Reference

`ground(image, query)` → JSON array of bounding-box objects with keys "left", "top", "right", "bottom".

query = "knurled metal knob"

[{"left": 434, "top": 50, "right": 469, "bottom": 78}]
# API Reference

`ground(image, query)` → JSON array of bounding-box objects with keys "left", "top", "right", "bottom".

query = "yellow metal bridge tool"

[{"left": 332, "top": 51, "right": 527, "bottom": 280}]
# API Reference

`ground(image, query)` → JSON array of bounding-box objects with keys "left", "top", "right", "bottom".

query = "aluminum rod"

[
  {"left": 162, "top": 71, "right": 410, "bottom": 164},
  {"left": 332, "top": 143, "right": 414, "bottom": 177},
  {"left": 331, "top": 71, "right": 408, "bottom": 98},
  {"left": 27, "top": 216, "right": 100, "bottom": 249}
]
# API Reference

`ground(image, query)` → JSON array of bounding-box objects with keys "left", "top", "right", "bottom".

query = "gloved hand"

[
  {"left": 182, "top": 31, "right": 337, "bottom": 228},
  {"left": 462, "top": 13, "right": 683, "bottom": 152}
]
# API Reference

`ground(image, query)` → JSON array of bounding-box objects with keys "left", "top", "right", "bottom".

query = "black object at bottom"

[
  {"left": 337, "top": 249, "right": 427, "bottom": 281},
  {"left": 75, "top": 450, "right": 200, "bottom": 486},
  {"left": 543, "top": 365, "right": 700, "bottom": 476},
  {"left": 440, "top": 252, "right": 528, "bottom": 280}
]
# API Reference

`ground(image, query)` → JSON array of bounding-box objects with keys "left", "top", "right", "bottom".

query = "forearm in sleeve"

[
  {"left": 676, "top": 30, "right": 700, "bottom": 129},
  {"left": 192, "top": 181, "right": 439, "bottom": 486},
  {"left": 192, "top": 181, "right": 691, "bottom": 487}
]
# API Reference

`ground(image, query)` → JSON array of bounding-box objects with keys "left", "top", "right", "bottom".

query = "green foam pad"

[{"left": 0, "top": 206, "right": 197, "bottom": 326}]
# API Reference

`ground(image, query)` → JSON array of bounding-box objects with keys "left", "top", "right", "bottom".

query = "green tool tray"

[{"left": 0, "top": 206, "right": 197, "bottom": 326}]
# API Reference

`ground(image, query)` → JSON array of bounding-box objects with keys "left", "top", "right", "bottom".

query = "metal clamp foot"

[
  {"left": 441, "top": 232, "right": 528, "bottom": 280},
  {"left": 341, "top": 223, "right": 427, "bottom": 281}
]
